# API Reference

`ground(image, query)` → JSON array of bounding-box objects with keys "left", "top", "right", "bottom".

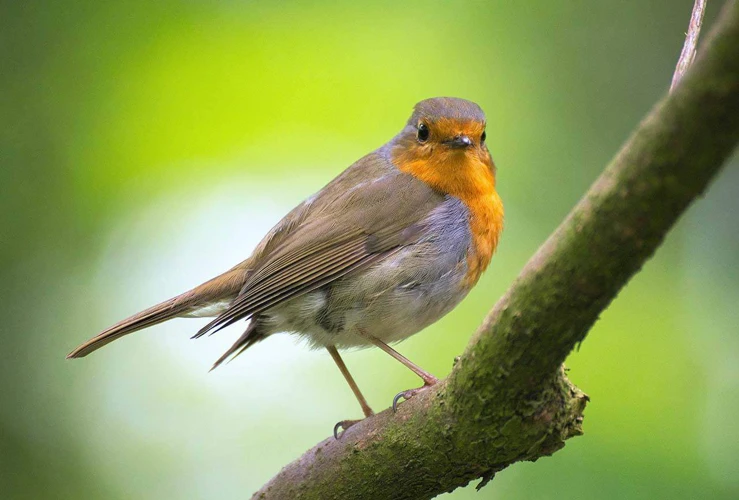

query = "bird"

[{"left": 68, "top": 97, "right": 504, "bottom": 434}]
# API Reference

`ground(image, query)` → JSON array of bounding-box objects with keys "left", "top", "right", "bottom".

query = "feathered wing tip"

[
  {"left": 191, "top": 314, "right": 227, "bottom": 339},
  {"left": 66, "top": 297, "right": 190, "bottom": 358},
  {"left": 209, "top": 320, "right": 265, "bottom": 371}
]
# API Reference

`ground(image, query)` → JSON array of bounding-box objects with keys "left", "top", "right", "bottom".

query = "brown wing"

[
  {"left": 198, "top": 165, "right": 444, "bottom": 366},
  {"left": 197, "top": 234, "right": 377, "bottom": 336}
]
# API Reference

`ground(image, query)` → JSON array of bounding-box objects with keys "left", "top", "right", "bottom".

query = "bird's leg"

[
  {"left": 327, "top": 346, "right": 374, "bottom": 417},
  {"left": 326, "top": 345, "right": 374, "bottom": 438},
  {"left": 358, "top": 329, "right": 439, "bottom": 411}
]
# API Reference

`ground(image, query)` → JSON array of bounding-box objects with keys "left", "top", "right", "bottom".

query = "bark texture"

[{"left": 255, "top": 2, "right": 739, "bottom": 498}]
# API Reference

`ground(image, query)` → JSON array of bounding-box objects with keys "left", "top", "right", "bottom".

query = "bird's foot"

[
  {"left": 333, "top": 419, "right": 363, "bottom": 439},
  {"left": 392, "top": 376, "right": 439, "bottom": 412}
]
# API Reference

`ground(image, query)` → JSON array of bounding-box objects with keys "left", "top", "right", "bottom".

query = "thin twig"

[{"left": 671, "top": 0, "right": 708, "bottom": 91}]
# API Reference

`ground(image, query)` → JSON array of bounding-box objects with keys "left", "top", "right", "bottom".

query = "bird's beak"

[{"left": 445, "top": 135, "right": 473, "bottom": 149}]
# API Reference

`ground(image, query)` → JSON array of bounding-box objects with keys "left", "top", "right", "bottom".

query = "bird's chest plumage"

[
  {"left": 390, "top": 141, "right": 504, "bottom": 286},
  {"left": 463, "top": 190, "right": 504, "bottom": 286}
]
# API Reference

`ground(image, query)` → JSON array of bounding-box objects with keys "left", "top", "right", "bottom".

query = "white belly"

[{"left": 259, "top": 252, "right": 471, "bottom": 349}]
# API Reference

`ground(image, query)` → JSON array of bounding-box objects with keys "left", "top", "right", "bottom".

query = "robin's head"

[
  {"left": 406, "top": 97, "right": 486, "bottom": 149},
  {"left": 391, "top": 97, "right": 495, "bottom": 195}
]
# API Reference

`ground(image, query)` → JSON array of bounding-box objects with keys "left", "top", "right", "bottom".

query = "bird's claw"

[
  {"left": 333, "top": 419, "right": 362, "bottom": 439},
  {"left": 392, "top": 379, "right": 438, "bottom": 412},
  {"left": 392, "top": 390, "right": 414, "bottom": 412}
]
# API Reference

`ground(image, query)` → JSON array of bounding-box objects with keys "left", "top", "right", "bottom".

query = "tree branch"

[{"left": 254, "top": 2, "right": 739, "bottom": 498}]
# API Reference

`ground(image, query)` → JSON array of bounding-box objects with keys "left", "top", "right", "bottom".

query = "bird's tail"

[
  {"left": 66, "top": 297, "right": 192, "bottom": 358},
  {"left": 67, "top": 268, "right": 247, "bottom": 359}
]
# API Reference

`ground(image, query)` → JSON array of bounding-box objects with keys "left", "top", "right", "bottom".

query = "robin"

[{"left": 68, "top": 97, "right": 504, "bottom": 434}]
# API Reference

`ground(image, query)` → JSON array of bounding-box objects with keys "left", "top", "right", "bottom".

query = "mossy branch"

[{"left": 254, "top": 2, "right": 739, "bottom": 498}]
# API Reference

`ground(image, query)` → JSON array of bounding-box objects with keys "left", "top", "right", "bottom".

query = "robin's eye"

[
  {"left": 417, "top": 123, "right": 429, "bottom": 143},
  {"left": 481, "top": 130, "right": 487, "bottom": 143}
]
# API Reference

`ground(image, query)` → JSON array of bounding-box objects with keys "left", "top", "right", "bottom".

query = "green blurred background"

[{"left": 2, "top": 1, "right": 738, "bottom": 498}]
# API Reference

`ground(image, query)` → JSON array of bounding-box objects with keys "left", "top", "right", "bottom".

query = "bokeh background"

[{"left": 2, "top": 1, "right": 738, "bottom": 499}]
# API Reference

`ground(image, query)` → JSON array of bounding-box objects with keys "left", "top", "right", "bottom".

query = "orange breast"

[
  {"left": 463, "top": 186, "right": 504, "bottom": 286},
  {"left": 392, "top": 147, "right": 504, "bottom": 287}
]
